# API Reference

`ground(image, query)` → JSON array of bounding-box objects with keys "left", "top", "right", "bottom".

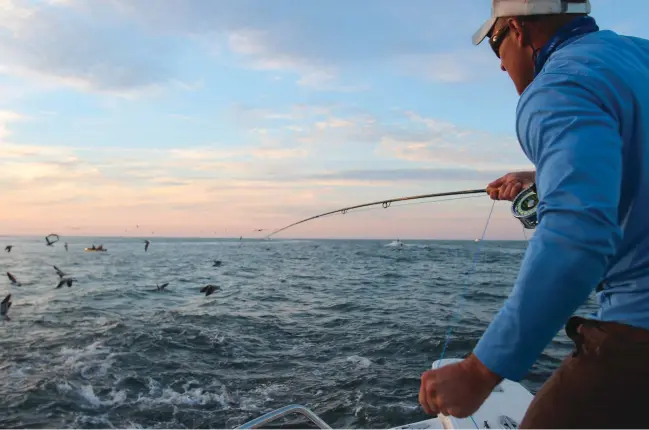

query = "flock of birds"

[{"left": 2, "top": 233, "right": 225, "bottom": 321}]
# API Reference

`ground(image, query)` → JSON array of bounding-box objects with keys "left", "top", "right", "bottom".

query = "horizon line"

[{"left": 0, "top": 233, "right": 529, "bottom": 241}]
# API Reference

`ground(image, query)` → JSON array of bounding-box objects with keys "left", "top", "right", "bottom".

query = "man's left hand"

[{"left": 419, "top": 354, "right": 503, "bottom": 418}]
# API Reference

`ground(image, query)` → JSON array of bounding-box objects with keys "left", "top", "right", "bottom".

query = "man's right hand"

[{"left": 486, "top": 171, "right": 535, "bottom": 201}]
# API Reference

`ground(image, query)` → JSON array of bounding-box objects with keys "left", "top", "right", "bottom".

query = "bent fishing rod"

[{"left": 263, "top": 184, "right": 540, "bottom": 239}]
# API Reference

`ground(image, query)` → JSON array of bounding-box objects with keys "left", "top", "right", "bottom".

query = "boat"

[
  {"left": 84, "top": 246, "right": 107, "bottom": 252},
  {"left": 235, "top": 358, "right": 533, "bottom": 429}
]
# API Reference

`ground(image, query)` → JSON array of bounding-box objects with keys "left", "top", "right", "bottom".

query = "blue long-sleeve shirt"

[{"left": 473, "top": 23, "right": 649, "bottom": 381}]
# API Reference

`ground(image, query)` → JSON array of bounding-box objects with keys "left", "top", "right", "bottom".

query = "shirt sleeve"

[{"left": 472, "top": 72, "right": 625, "bottom": 381}]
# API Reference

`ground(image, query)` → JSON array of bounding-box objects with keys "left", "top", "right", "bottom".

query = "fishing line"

[{"left": 438, "top": 199, "right": 496, "bottom": 361}]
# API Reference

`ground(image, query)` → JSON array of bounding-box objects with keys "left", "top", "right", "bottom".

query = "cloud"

[
  {"left": 395, "top": 50, "right": 500, "bottom": 83},
  {"left": 0, "top": 105, "right": 529, "bottom": 238},
  {"left": 0, "top": 110, "right": 28, "bottom": 142},
  {"left": 0, "top": 0, "right": 186, "bottom": 96},
  {"left": 227, "top": 104, "right": 533, "bottom": 173},
  {"left": 280, "top": 167, "right": 507, "bottom": 183},
  {"left": 0, "top": 0, "right": 495, "bottom": 95},
  {"left": 226, "top": 29, "right": 369, "bottom": 91}
]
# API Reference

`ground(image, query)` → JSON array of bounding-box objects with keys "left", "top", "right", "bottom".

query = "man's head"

[{"left": 473, "top": 0, "right": 591, "bottom": 95}]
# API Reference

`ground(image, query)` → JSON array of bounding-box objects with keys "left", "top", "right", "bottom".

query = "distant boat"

[
  {"left": 474, "top": 239, "right": 481, "bottom": 242},
  {"left": 84, "top": 244, "right": 107, "bottom": 252},
  {"left": 386, "top": 239, "right": 404, "bottom": 247}
]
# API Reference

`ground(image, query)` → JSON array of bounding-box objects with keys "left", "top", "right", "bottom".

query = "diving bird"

[
  {"left": 53, "top": 265, "right": 67, "bottom": 278},
  {"left": 213, "top": 260, "right": 222, "bottom": 267},
  {"left": 1, "top": 294, "right": 11, "bottom": 320},
  {"left": 64, "top": 242, "right": 68, "bottom": 252},
  {"left": 4, "top": 245, "right": 12, "bottom": 252},
  {"left": 56, "top": 277, "right": 76, "bottom": 289},
  {"left": 45, "top": 234, "right": 60, "bottom": 246},
  {"left": 200, "top": 284, "right": 220, "bottom": 296},
  {"left": 156, "top": 282, "right": 169, "bottom": 291},
  {"left": 6, "top": 272, "right": 21, "bottom": 286},
  {"left": 144, "top": 240, "right": 150, "bottom": 252}
]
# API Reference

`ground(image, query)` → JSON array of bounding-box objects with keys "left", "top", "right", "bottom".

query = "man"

[{"left": 418, "top": 0, "right": 649, "bottom": 427}]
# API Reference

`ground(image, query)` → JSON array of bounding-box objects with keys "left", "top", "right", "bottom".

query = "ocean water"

[{"left": 0, "top": 236, "right": 598, "bottom": 429}]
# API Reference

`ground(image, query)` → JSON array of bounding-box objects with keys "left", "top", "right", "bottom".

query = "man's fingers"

[
  {"left": 503, "top": 182, "right": 516, "bottom": 200},
  {"left": 420, "top": 372, "right": 439, "bottom": 416},
  {"left": 487, "top": 175, "right": 507, "bottom": 188},
  {"left": 503, "top": 182, "right": 522, "bottom": 200},
  {"left": 419, "top": 378, "right": 432, "bottom": 415},
  {"left": 487, "top": 187, "right": 500, "bottom": 200},
  {"left": 425, "top": 393, "right": 439, "bottom": 416}
]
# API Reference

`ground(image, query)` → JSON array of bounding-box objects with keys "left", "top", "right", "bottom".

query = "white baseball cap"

[{"left": 472, "top": 0, "right": 591, "bottom": 45}]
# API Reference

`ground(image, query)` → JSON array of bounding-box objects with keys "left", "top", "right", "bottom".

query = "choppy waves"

[{"left": 0, "top": 237, "right": 597, "bottom": 428}]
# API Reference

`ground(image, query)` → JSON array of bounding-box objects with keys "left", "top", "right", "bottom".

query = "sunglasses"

[{"left": 489, "top": 25, "right": 510, "bottom": 58}]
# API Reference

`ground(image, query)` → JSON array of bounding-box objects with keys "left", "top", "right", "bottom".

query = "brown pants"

[{"left": 520, "top": 315, "right": 649, "bottom": 429}]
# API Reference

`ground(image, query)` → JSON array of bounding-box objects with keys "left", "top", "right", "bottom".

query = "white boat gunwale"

[{"left": 234, "top": 358, "right": 534, "bottom": 429}]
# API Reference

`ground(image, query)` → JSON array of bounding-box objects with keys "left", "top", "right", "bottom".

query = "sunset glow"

[{"left": 1, "top": 0, "right": 643, "bottom": 240}]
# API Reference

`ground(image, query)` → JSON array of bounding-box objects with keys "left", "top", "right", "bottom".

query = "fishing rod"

[
  {"left": 265, "top": 188, "right": 487, "bottom": 239},
  {"left": 263, "top": 184, "right": 540, "bottom": 239}
]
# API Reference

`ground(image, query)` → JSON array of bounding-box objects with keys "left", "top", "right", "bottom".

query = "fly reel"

[{"left": 511, "top": 183, "right": 539, "bottom": 229}]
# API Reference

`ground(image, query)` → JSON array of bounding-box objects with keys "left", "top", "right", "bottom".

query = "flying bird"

[
  {"left": 200, "top": 285, "right": 220, "bottom": 296},
  {"left": 53, "top": 265, "right": 67, "bottom": 278},
  {"left": 4, "top": 245, "right": 12, "bottom": 253},
  {"left": 56, "top": 278, "right": 77, "bottom": 289},
  {"left": 6, "top": 272, "right": 21, "bottom": 286},
  {"left": 1, "top": 294, "right": 11, "bottom": 320},
  {"left": 45, "top": 234, "right": 60, "bottom": 246},
  {"left": 156, "top": 282, "right": 169, "bottom": 291},
  {"left": 144, "top": 240, "right": 150, "bottom": 252},
  {"left": 252, "top": 228, "right": 266, "bottom": 232}
]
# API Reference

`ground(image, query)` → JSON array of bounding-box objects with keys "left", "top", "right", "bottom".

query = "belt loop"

[{"left": 565, "top": 316, "right": 586, "bottom": 357}]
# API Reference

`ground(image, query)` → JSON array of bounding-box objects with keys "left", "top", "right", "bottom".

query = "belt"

[{"left": 567, "top": 315, "right": 649, "bottom": 344}]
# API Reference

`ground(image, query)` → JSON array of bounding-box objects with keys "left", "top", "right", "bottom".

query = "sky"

[{"left": 1, "top": 0, "right": 646, "bottom": 240}]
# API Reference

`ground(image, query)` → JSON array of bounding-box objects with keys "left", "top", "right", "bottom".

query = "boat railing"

[{"left": 235, "top": 404, "right": 332, "bottom": 429}]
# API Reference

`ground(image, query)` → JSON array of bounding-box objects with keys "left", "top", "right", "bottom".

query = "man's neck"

[{"left": 530, "top": 14, "right": 588, "bottom": 51}]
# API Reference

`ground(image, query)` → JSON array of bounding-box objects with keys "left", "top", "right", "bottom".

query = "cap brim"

[{"left": 472, "top": 17, "right": 497, "bottom": 46}]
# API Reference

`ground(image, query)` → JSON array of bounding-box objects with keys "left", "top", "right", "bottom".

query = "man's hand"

[
  {"left": 486, "top": 171, "right": 535, "bottom": 201},
  {"left": 419, "top": 354, "right": 503, "bottom": 418}
]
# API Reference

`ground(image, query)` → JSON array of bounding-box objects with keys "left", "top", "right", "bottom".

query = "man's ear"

[{"left": 507, "top": 18, "right": 528, "bottom": 47}]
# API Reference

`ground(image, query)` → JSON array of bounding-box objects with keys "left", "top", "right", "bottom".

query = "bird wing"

[
  {"left": 46, "top": 233, "right": 60, "bottom": 244},
  {"left": 53, "top": 265, "right": 66, "bottom": 277},
  {"left": 1, "top": 294, "right": 10, "bottom": 313},
  {"left": 56, "top": 279, "right": 66, "bottom": 289}
]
